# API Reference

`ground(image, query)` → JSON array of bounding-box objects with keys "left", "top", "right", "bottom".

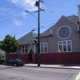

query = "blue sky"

[{"left": 0, "top": 0, "right": 80, "bottom": 40}]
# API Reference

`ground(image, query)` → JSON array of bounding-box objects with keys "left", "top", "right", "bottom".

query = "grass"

[{"left": 73, "top": 74, "right": 78, "bottom": 80}]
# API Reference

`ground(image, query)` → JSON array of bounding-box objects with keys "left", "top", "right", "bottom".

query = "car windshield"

[
  {"left": 16, "top": 59, "right": 22, "bottom": 61},
  {"left": 9, "top": 59, "right": 14, "bottom": 62}
]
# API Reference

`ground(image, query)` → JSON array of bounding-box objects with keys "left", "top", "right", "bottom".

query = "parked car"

[
  {"left": 4, "top": 58, "right": 25, "bottom": 66},
  {"left": 0, "top": 60, "right": 5, "bottom": 64}
]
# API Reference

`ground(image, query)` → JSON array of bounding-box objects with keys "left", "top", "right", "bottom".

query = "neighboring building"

[{"left": 6, "top": 5, "right": 80, "bottom": 64}]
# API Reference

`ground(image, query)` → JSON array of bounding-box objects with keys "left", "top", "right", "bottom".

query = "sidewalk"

[{"left": 25, "top": 63, "right": 80, "bottom": 70}]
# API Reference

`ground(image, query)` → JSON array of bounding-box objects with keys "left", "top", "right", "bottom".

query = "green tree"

[
  {"left": 0, "top": 53, "right": 5, "bottom": 60},
  {"left": 0, "top": 35, "right": 19, "bottom": 54}
]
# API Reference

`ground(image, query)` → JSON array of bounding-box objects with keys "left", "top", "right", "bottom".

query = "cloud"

[
  {"left": 7, "top": 0, "right": 38, "bottom": 12},
  {"left": 12, "top": 18, "right": 23, "bottom": 26}
]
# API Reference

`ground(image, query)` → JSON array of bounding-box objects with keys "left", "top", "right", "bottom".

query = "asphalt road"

[{"left": 0, "top": 65, "right": 80, "bottom": 80}]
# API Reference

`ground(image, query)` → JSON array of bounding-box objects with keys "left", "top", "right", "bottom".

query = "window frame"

[
  {"left": 40, "top": 42, "right": 48, "bottom": 53},
  {"left": 21, "top": 45, "right": 28, "bottom": 53},
  {"left": 58, "top": 40, "right": 72, "bottom": 52}
]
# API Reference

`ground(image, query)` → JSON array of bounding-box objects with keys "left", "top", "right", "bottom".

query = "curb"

[
  {"left": 59, "top": 67, "right": 80, "bottom": 70},
  {"left": 24, "top": 65, "right": 80, "bottom": 70}
]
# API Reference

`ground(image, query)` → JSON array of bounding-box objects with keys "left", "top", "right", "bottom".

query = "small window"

[
  {"left": 25, "top": 49, "right": 27, "bottom": 53},
  {"left": 40, "top": 43, "right": 48, "bottom": 53},
  {"left": 44, "top": 44, "right": 47, "bottom": 52},
  {"left": 67, "top": 43, "right": 71, "bottom": 51},
  {"left": 59, "top": 45, "right": 62, "bottom": 52},
  {"left": 22, "top": 46, "right": 27, "bottom": 53},
  {"left": 59, "top": 42, "right": 62, "bottom": 44},
  {"left": 23, "top": 46, "right": 24, "bottom": 48},
  {"left": 25, "top": 46, "right": 27, "bottom": 53},
  {"left": 23, "top": 49, "right": 24, "bottom": 53},
  {"left": 41, "top": 46, "right": 43, "bottom": 52},
  {"left": 63, "top": 44, "right": 67, "bottom": 51}
]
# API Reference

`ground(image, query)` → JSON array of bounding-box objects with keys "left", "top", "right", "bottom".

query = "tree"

[
  {"left": 0, "top": 35, "right": 19, "bottom": 54},
  {"left": 0, "top": 53, "right": 5, "bottom": 60}
]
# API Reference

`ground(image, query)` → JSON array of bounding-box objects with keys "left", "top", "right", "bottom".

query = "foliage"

[
  {"left": 0, "top": 35, "right": 19, "bottom": 54},
  {"left": 0, "top": 53, "right": 5, "bottom": 60}
]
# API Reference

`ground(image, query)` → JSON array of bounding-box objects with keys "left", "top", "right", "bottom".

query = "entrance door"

[{"left": 28, "top": 49, "right": 34, "bottom": 62}]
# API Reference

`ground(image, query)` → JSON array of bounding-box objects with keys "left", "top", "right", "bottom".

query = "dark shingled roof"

[
  {"left": 40, "top": 26, "right": 53, "bottom": 37},
  {"left": 18, "top": 32, "right": 37, "bottom": 45},
  {"left": 67, "top": 15, "right": 79, "bottom": 24}
]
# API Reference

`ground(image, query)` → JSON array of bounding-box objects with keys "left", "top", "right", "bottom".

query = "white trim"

[
  {"left": 28, "top": 47, "right": 34, "bottom": 58},
  {"left": 34, "top": 45, "right": 36, "bottom": 53},
  {"left": 28, "top": 47, "right": 34, "bottom": 53},
  {"left": 57, "top": 26, "right": 71, "bottom": 39},
  {"left": 40, "top": 42, "right": 48, "bottom": 53},
  {"left": 58, "top": 40, "right": 72, "bottom": 52}
]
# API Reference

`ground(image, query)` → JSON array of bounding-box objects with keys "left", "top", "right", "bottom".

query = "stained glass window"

[{"left": 58, "top": 27, "right": 71, "bottom": 39}]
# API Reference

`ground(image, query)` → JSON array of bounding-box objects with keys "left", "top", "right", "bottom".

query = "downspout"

[{"left": 77, "top": 5, "right": 80, "bottom": 41}]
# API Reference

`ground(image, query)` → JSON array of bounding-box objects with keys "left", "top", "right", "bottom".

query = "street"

[{"left": 0, "top": 65, "right": 79, "bottom": 80}]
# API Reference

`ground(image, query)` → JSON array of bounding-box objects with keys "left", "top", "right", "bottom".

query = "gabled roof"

[
  {"left": 18, "top": 32, "right": 37, "bottom": 45},
  {"left": 40, "top": 15, "right": 79, "bottom": 37},
  {"left": 18, "top": 15, "right": 79, "bottom": 44},
  {"left": 67, "top": 15, "right": 79, "bottom": 24},
  {"left": 40, "top": 26, "right": 53, "bottom": 37}
]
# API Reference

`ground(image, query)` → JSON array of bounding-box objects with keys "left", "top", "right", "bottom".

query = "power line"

[
  {"left": 0, "top": 17, "right": 78, "bottom": 31},
  {"left": 0, "top": 0, "right": 73, "bottom": 29},
  {"left": 0, "top": 18, "right": 78, "bottom": 39},
  {"left": 0, "top": 8, "right": 24, "bottom": 20},
  {"left": 0, "top": 11, "right": 29, "bottom": 25},
  {"left": 46, "top": 0, "right": 71, "bottom": 8},
  {"left": 0, "top": 0, "right": 67, "bottom": 25}
]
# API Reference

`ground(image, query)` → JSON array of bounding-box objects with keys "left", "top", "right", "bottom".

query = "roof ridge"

[
  {"left": 18, "top": 31, "right": 37, "bottom": 40},
  {"left": 67, "top": 15, "right": 78, "bottom": 18}
]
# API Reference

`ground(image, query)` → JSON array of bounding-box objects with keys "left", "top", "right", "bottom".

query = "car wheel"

[
  {"left": 5, "top": 63, "right": 7, "bottom": 66},
  {"left": 14, "top": 63, "right": 17, "bottom": 66}
]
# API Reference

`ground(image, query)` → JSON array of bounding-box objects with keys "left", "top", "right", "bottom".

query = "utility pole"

[
  {"left": 35, "top": 0, "right": 44, "bottom": 66},
  {"left": 26, "top": 0, "right": 44, "bottom": 67},
  {"left": 37, "top": 0, "right": 40, "bottom": 67}
]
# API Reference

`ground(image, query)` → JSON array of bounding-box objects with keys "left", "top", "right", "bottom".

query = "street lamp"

[{"left": 25, "top": 10, "right": 38, "bottom": 20}]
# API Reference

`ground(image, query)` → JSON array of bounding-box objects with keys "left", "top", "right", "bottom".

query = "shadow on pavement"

[
  {"left": 61, "top": 64, "right": 80, "bottom": 66},
  {"left": 0, "top": 65, "right": 23, "bottom": 70}
]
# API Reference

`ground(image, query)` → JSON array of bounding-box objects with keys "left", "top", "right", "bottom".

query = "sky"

[{"left": 0, "top": 0, "right": 80, "bottom": 40}]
